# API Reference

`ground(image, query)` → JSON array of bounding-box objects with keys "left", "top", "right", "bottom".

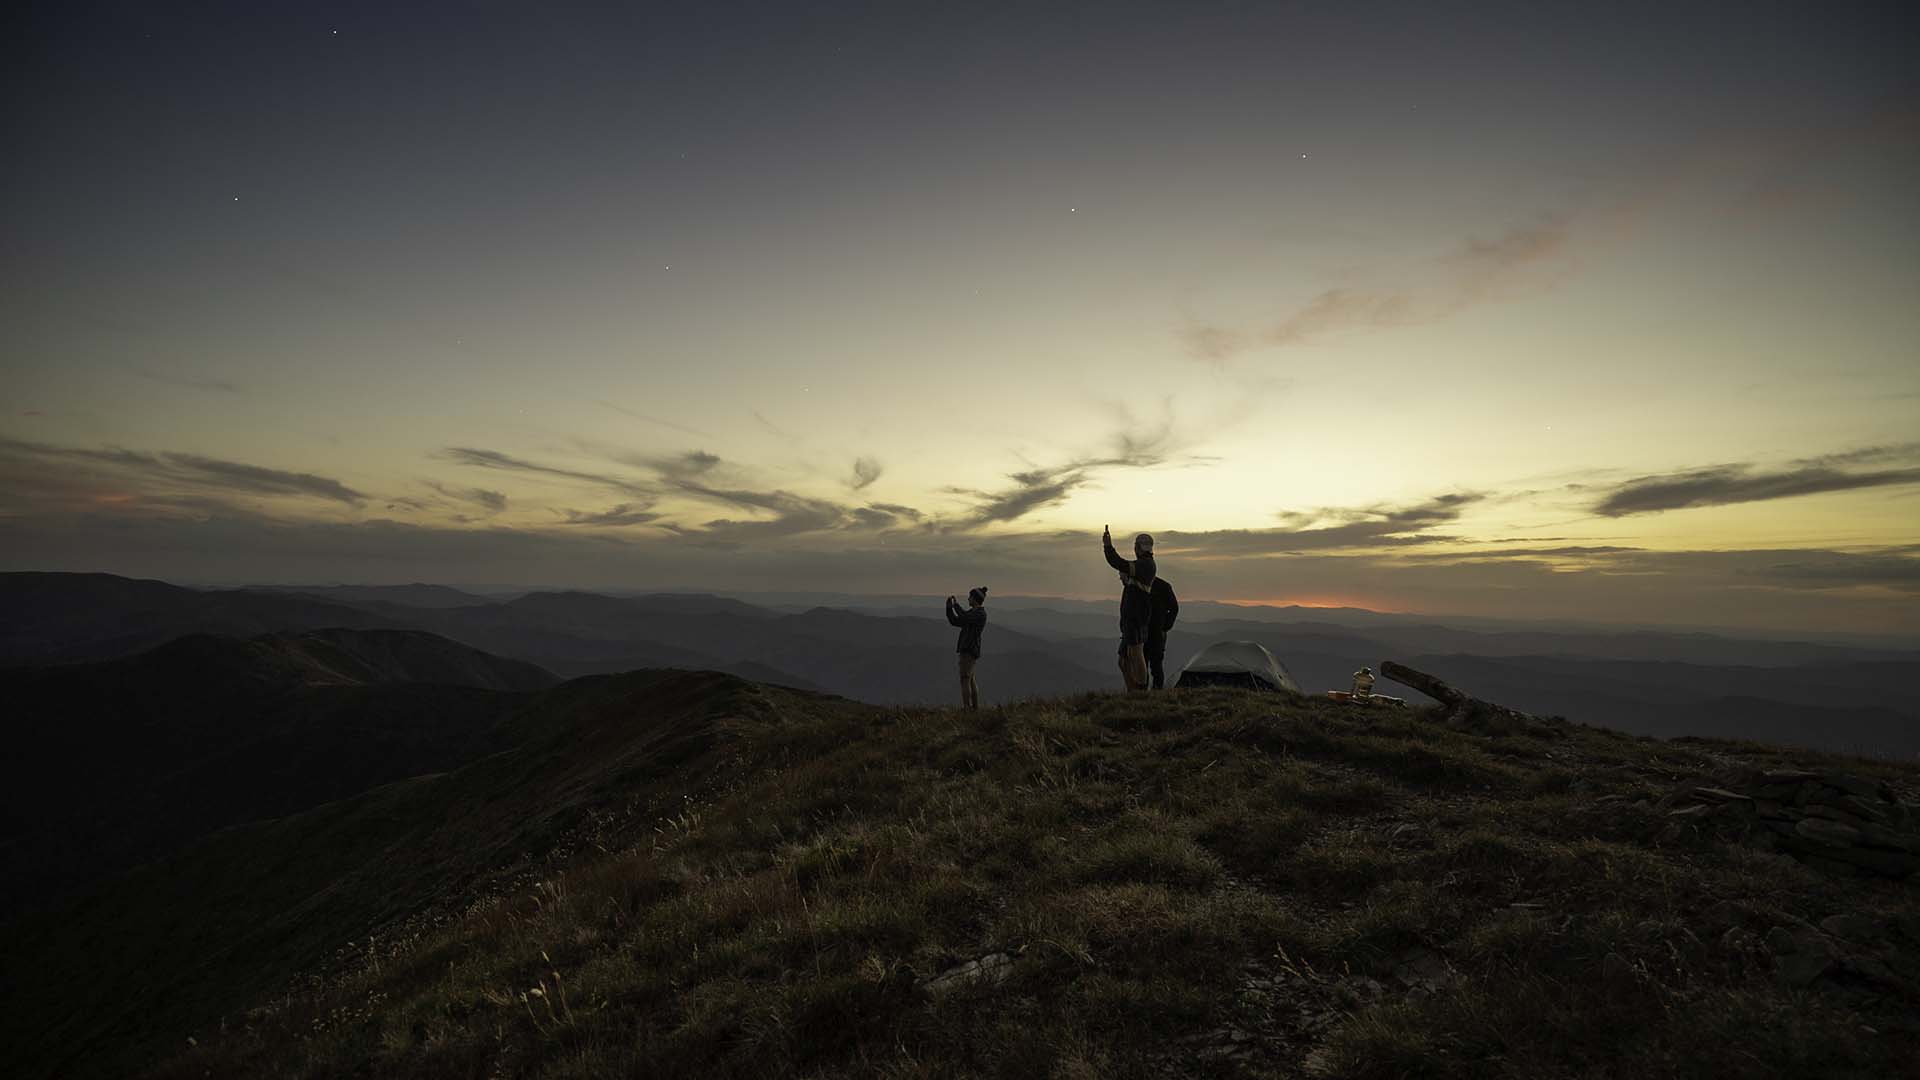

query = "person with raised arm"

[{"left": 1103, "top": 525, "right": 1157, "bottom": 692}]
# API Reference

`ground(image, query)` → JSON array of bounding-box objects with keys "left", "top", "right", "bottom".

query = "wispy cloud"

[
  {"left": 596, "top": 399, "right": 712, "bottom": 438},
  {"left": 1152, "top": 493, "right": 1483, "bottom": 556},
  {"left": 1186, "top": 218, "right": 1570, "bottom": 364},
  {"left": 949, "top": 404, "right": 1215, "bottom": 526},
  {"left": 424, "top": 481, "right": 508, "bottom": 513},
  {"left": 0, "top": 437, "right": 363, "bottom": 506},
  {"left": 439, "top": 446, "right": 654, "bottom": 499},
  {"left": 752, "top": 410, "right": 797, "bottom": 442},
  {"left": 1789, "top": 442, "right": 1920, "bottom": 469},
  {"left": 560, "top": 502, "right": 662, "bottom": 527},
  {"left": 125, "top": 365, "right": 243, "bottom": 394}
]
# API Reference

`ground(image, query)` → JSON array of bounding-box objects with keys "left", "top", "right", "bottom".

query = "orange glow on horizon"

[{"left": 1219, "top": 596, "right": 1402, "bottom": 613}]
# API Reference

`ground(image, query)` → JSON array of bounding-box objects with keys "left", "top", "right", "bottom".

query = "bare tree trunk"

[
  {"left": 1378, "top": 660, "right": 1563, "bottom": 739},
  {"left": 1380, "top": 661, "right": 1467, "bottom": 708}
]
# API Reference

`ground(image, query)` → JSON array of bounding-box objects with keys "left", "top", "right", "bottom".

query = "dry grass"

[{"left": 61, "top": 682, "right": 1920, "bottom": 1078}]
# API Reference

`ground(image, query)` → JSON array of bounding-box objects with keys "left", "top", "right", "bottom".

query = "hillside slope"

[
  {"left": 0, "top": 630, "right": 558, "bottom": 912},
  {"left": 9, "top": 679, "right": 1915, "bottom": 1078}
]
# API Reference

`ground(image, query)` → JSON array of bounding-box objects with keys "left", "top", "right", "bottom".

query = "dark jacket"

[
  {"left": 1103, "top": 535, "right": 1157, "bottom": 632},
  {"left": 945, "top": 598, "right": 986, "bottom": 657},
  {"left": 1146, "top": 577, "right": 1178, "bottom": 653}
]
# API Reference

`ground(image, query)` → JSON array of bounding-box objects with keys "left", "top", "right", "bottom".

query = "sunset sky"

[{"left": 5, "top": 2, "right": 1918, "bottom": 635}]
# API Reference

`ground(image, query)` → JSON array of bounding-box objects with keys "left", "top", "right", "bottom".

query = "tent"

[{"left": 1173, "top": 641, "right": 1301, "bottom": 693}]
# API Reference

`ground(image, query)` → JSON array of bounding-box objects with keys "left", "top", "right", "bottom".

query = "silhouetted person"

[
  {"left": 1146, "top": 575, "right": 1179, "bottom": 689},
  {"left": 1103, "top": 525, "right": 1156, "bottom": 692},
  {"left": 946, "top": 586, "right": 988, "bottom": 709}
]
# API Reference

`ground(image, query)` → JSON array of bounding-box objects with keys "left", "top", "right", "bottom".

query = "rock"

[
  {"left": 1789, "top": 851, "right": 1867, "bottom": 878},
  {"left": 1391, "top": 948, "right": 1453, "bottom": 993},
  {"left": 1857, "top": 823, "right": 1918, "bottom": 853},
  {"left": 1896, "top": 915, "right": 1920, "bottom": 945},
  {"left": 1819, "top": 845, "right": 1919, "bottom": 879},
  {"left": 1694, "top": 787, "right": 1753, "bottom": 803},
  {"left": 1818, "top": 914, "right": 1880, "bottom": 942},
  {"left": 920, "top": 952, "right": 1014, "bottom": 997},
  {"left": 1801, "top": 804, "right": 1871, "bottom": 828},
  {"left": 1843, "top": 954, "right": 1905, "bottom": 988},
  {"left": 1818, "top": 773, "right": 1885, "bottom": 800},
  {"left": 1794, "top": 818, "right": 1862, "bottom": 846},
  {"left": 1766, "top": 927, "right": 1838, "bottom": 987},
  {"left": 1840, "top": 796, "right": 1891, "bottom": 823}
]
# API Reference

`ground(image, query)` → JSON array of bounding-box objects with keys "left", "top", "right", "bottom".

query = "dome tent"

[{"left": 1174, "top": 641, "right": 1302, "bottom": 693}]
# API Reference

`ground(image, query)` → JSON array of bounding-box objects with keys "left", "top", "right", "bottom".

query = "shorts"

[
  {"left": 958, "top": 652, "right": 979, "bottom": 677},
  {"left": 1119, "top": 619, "right": 1149, "bottom": 648}
]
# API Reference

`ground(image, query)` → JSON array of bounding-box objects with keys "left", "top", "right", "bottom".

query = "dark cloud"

[
  {"left": 439, "top": 446, "right": 654, "bottom": 498},
  {"left": 850, "top": 456, "right": 883, "bottom": 490},
  {"left": 1748, "top": 552, "right": 1920, "bottom": 592},
  {"left": 1186, "top": 218, "right": 1569, "bottom": 364},
  {"left": 653, "top": 450, "right": 723, "bottom": 479},
  {"left": 1403, "top": 545, "right": 1642, "bottom": 561},
  {"left": 1593, "top": 462, "right": 1920, "bottom": 517},
  {"left": 0, "top": 437, "right": 363, "bottom": 505},
  {"left": 867, "top": 502, "right": 925, "bottom": 521}
]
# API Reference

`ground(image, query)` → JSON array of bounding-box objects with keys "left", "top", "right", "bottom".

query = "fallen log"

[
  {"left": 1379, "top": 662, "right": 1468, "bottom": 708},
  {"left": 1378, "top": 660, "right": 1562, "bottom": 738}
]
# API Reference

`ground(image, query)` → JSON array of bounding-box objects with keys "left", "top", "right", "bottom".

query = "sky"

[{"left": 4, "top": 1, "right": 1918, "bottom": 636}]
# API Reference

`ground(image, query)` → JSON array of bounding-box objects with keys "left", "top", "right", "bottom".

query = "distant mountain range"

[{"left": 4, "top": 572, "right": 1916, "bottom": 759}]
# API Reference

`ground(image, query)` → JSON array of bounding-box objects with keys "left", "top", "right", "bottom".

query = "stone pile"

[
  {"left": 1757, "top": 913, "right": 1920, "bottom": 993},
  {"left": 1667, "top": 769, "right": 1917, "bottom": 880}
]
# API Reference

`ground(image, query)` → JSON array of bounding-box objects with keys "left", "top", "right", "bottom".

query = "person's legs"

[
  {"left": 1124, "top": 643, "right": 1149, "bottom": 692},
  {"left": 1148, "top": 647, "right": 1166, "bottom": 690},
  {"left": 958, "top": 653, "right": 976, "bottom": 709},
  {"left": 1116, "top": 640, "right": 1136, "bottom": 691},
  {"left": 965, "top": 656, "right": 980, "bottom": 710}
]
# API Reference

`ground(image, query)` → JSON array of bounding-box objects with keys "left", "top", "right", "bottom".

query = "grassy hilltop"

[{"left": 80, "top": 675, "right": 1912, "bottom": 1080}]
